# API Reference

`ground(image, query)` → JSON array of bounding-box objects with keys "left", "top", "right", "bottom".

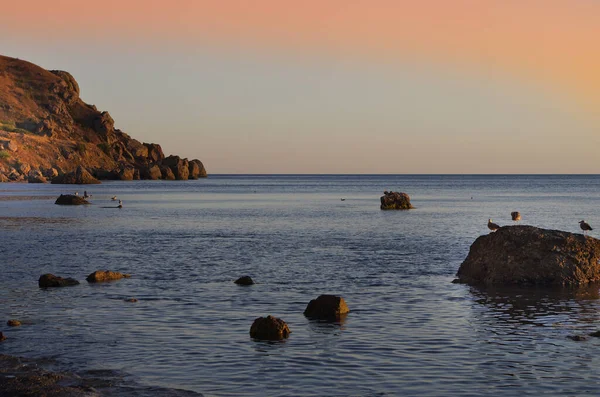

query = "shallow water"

[{"left": 1, "top": 175, "right": 600, "bottom": 396}]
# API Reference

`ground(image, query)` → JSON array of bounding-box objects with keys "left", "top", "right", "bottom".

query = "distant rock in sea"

[
  {"left": 250, "top": 315, "right": 291, "bottom": 340},
  {"left": 86, "top": 270, "right": 130, "bottom": 283},
  {"left": 380, "top": 191, "right": 413, "bottom": 210},
  {"left": 54, "top": 194, "right": 90, "bottom": 205},
  {"left": 304, "top": 295, "right": 350, "bottom": 320},
  {"left": 456, "top": 225, "right": 600, "bottom": 286}
]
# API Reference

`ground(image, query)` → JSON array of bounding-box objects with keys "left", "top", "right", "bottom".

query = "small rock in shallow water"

[
  {"left": 0, "top": 332, "right": 6, "bottom": 341},
  {"left": 589, "top": 331, "right": 600, "bottom": 337},
  {"left": 304, "top": 295, "right": 350, "bottom": 320},
  {"left": 38, "top": 274, "right": 80, "bottom": 288},
  {"left": 7, "top": 320, "right": 21, "bottom": 327},
  {"left": 234, "top": 276, "right": 254, "bottom": 285},
  {"left": 125, "top": 298, "right": 138, "bottom": 303},
  {"left": 86, "top": 270, "right": 130, "bottom": 283},
  {"left": 567, "top": 335, "right": 589, "bottom": 341},
  {"left": 250, "top": 315, "right": 290, "bottom": 340}
]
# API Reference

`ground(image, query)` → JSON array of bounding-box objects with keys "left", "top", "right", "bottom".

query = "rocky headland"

[
  {"left": 0, "top": 55, "right": 206, "bottom": 183},
  {"left": 456, "top": 225, "right": 600, "bottom": 286}
]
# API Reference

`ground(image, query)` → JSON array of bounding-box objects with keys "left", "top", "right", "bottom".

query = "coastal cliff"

[{"left": 0, "top": 55, "right": 206, "bottom": 182}]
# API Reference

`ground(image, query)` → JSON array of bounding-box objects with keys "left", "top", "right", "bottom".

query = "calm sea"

[{"left": 1, "top": 175, "right": 600, "bottom": 396}]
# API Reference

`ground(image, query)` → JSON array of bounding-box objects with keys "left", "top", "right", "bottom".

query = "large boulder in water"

[
  {"left": 456, "top": 225, "right": 600, "bottom": 286},
  {"left": 55, "top": 194, "right": 90, "bottom": 205},
  {"left": 51, "top": 166, "right": 101, "bottom": 184},
  {"left": 188, "top": 159, "right": 207, "bottom": 179},
  {"left": 380, "top": 191, "right": 413, "bottom": 210},
  {"left": 163, "top": 155, "right": 190, "bottom": 180},
  {"left": 250, "top": 315, "right": 291, "bottom": 340},
  {"left": 304, "top": 295, "right": 350, "bottom": 320},
  {"left": 39, "top": 274, "right": 80, "bottom": 288}
]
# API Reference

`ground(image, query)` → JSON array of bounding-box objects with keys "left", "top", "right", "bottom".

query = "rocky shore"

[{"left": 0, "top": 55, "right": 206, "bottom": 183}]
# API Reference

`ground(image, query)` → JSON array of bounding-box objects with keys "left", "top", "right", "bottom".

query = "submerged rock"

[
  {"left": 234, "top": 276, "right": 254, "bottom": 286},
  {"left": 304, "top": 295, "right": 350, "bottom": 320},
  {"left": 380, "top": 191, "right": 413, "bottom": 210},
  {"left": 54, "top": 194, "right": 90, "bottom": 205},
  {"left": 86, "top": 270, "right": 130, "bottom": 283},
  {"left": 250, "top": 315, "right": 291, "bottom": 340},
  {"left": 38, "top": 274, "right": 80, "bottom": 288},
  {"left": 456, "top": 225, "right": 600, "bottom": 286},
  {"left": 6, "top": 320, "right": 21, "bottom": 327}
]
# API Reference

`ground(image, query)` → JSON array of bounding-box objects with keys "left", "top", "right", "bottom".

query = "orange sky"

[{"left": 4, "top": 0, "right": 600, "bottom": 114}]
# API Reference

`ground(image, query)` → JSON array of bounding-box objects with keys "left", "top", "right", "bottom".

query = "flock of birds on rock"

[{"left": 487, "top": 213, "right": 593, "bottom": 235}]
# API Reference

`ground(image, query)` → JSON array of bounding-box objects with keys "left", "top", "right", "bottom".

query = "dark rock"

[
  {"left": 27, "top": 169, "right": 47, "bottom": 183},
  {"left": 38, "top": 274, "right": 80, "bottom": 288},
  {"left": 567, "top": 335, "right": 589, "bottom": 341},
  {"left": 86, "top": 270, "right": 130, "bottom": 283},
  {"left": 51, "top": 166, "right": 101, "bottom": 184},
  {"left": 456, "top": 225, "right": 600, "bottom": 286},
  {"left": 234, "top": 276, "right": 254, "bottom": 285},
  {"left": 141, "top": 164, "right": 162, "bottom": 180},
  {"left": 54, "top": 194, "right": 90, "bottom": 205},
  {"left": 126, "top": 139, "right": 148, "bottom": 159},
  {"left": 0, "top": 333, "right": 5, "bottom": 342},
  {"left": 250, "top": 315, "right": 291, "bottom": 340},
  {"left": 144, "top": 143, "right": 165, "bottom": 163},
  {"left": 160, "top": 165, "right": 176, "bottom": 180},
  {"left": 304, "top": 295, "right": 350, "bottom": 320},
  {"left": 589, "top": 331, "right": 600, "bottom": 338},
  {"left": 380, "top": 191, "right": 413, "bottom": 210},
  {"left": 50, "top": 70, "right": 80, "bottom": 97},
  {"left": 117, "top": 166, "right": 135, "bottom": 181},
  {"left": 511, "top": 211, "right": 522, "bottom": 221},
  {"left": 93, "top": 111, "right": 115, "bottom": 139},
  {"left": 7, "top": 320, "right": 21, "bottom": 327},
  {"left": 125, "top": 298, "right": 138, "bottom": 303},
  {"left": 163, "top": 155, "right": 190, "bottom": 180},
  {"left": 188, "top": 159, "right": 207, "bottom": 179}
]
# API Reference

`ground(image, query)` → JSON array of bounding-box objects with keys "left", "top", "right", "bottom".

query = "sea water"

[{"left": 1, "top": 175, "right": 600, "bottom": 396}]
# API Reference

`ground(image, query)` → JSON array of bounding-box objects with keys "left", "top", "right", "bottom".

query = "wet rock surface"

[
  {"left": 38, "top": 274, "right": 80, "bottom": 288},
  {"left": 304, "top": 295, "right": 350, "bottom": 320},
  {"left": 250, "top": 315, "right": 291, "bottom": 340},
  {"left": 54, "top": 194, "right": 90, "bottom": 205},
  {"left": 86, "top": 270, "right": 130, "bottom": 283},
  {"left": 456, "top": 225, "right": 600, "bottom": 286}
]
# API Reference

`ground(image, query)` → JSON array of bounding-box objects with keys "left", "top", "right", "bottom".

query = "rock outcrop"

[
  {"left": 86, "top": 270, "right": 130, "bottom": 283},
  {"left": 249, "top": 315, "right": 291, "bottom": 340},
  {"left": 51, "top": 166, "right": 100, "bottom": 185},
  {"left": 456, "top": 225, "right": 600, "bottom": 286},
  {"left": 54, "top": 194, "right": 90, "bottom": 205},
  {"left": 234, "top": 276, "right": 255, "bottom": 285},
  {"left": 380, "top": 191, "right": 413, "bottom": 210},
  {"left": 304, "top": 295, "right": 350, "bottom": 320},
  {"left": 38, "top": 274, "right": 80, "bottom": 288},
  {"left": 0, "top": 54, "right": 207, "bottom": 183}
]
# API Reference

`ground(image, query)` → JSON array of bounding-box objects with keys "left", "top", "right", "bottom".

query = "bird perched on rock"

[
  {"left": 579, "top": 220, "right": 593, "bottom": 235},
  {"left": 118, "top": 200, "right": 123, "bottom": 209},
  {"left": 488, "top": 219, "right": 500, "bottom": 232},
  {"left": 511, "top": 211, "right": 521, "bottom": 221}
]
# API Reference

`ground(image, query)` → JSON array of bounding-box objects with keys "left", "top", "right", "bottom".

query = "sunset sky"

[{"left": 2, "top": 1, "right": 599, "bottom": 173}]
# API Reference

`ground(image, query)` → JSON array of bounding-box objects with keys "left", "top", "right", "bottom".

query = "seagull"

[
  {"left": 579, "top": 220, "right": 593, "bottom": 235},
  {"left": 111, "top": 196, "right": 118, "bottom": 201},
  {"left": 118, "top": 200, "right": 123, "bottom": 209},
  {"left": 511, "top": 211, "right": 521, "bottom": 221},
  {"left": 488, "top": 219, "right": 500, "bottom": 232},
  {"left": 340, "top": 198, "right": 346, "bottom": 201}
]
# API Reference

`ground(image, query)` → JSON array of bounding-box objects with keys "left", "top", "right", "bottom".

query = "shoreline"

[{"left": 0, "top": 354, "right": 202, "bottom": 397}]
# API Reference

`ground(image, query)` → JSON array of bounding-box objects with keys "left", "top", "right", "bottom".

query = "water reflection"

[{"left": 469, "top": 283, "right": 600, "bottom": 328}]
